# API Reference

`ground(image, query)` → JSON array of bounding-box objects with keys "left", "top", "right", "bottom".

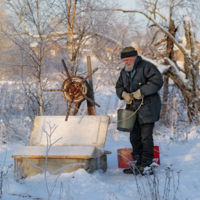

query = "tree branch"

[
  {"left": 111, "top": 9, "right": 189, "bottom": 57},
  {"left": 154, "top": 38, "right": 167, "bottom": 46}
]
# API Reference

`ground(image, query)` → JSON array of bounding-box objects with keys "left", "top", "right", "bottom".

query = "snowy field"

[{"left": 0, "top": 84, "right": 200, "bottom": 200}]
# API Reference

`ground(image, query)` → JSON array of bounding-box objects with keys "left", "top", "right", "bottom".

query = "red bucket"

[{"left": 117, "top": 146, "right": 160, "bottom": 168}]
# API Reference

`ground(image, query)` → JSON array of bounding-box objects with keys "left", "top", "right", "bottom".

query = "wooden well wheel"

[
  {"left": 62, "top": 76, "right": 87, "bottom": 103},
  {"left": 43, "top": 59, "right": 100, "bottom": 121}
]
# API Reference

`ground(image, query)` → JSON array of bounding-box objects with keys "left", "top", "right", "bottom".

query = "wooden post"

[
  {"left": 87, "top": 56, "right": 96, "bottom": 115},
  {"left": 0, "top": 121, "right": 2, "bottom": 148}
]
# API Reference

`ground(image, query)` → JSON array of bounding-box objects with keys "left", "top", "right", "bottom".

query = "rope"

[
  {"left": 72, "top": 104, "right": 109, "bottom": 123},
  {"left": 66, "top": 97, "right": 144, "bottom": 125}
]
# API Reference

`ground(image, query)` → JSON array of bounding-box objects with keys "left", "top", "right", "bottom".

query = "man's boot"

[
  {"left": 123, "top": 155, "right": 141, "bottom": 174},
  {"left": 137, "top": 156, "right": 153, "bottom": 175},
  {"left": 136, "top": 166, "right": 153, "bottom": 175},
  {"left": 123, "top": 166, "right": 134, "bottom": 174}
]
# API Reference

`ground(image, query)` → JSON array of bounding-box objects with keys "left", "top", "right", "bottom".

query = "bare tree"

[
  {"left": 0, "top": 2, "right": 14, "bottom": 80},
  {"left": 108, "top": 0, "right": 200, "bottom": 121},
  {"left": 1, "top": 0, "right": 64, "bottom": 116},
  {"left": 0, "top": 0, "right": 120, "bottom": 120},
  {"left": 51, "top": 0, "right": 119, "bottom": 75},
  {"left": 139, "top": 0, "right": 179, "bottom": 117},
  {"left": 134, "top": 0, "right": 200, "bottom": 119},
  {"left": 90, "top": 13, "right": 142, "bottom": 88}
]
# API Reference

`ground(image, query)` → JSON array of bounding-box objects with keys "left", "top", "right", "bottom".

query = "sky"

[{"left": 119, "top": 0, "right": 136, "bottom": 10}]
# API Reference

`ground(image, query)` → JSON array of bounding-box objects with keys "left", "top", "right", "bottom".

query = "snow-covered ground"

[
  {"left": 1, "top": 122, "right": 200, "bottom": 199},
  {"left": 1, "top": 83, "right": 200, "bottom": 200}
]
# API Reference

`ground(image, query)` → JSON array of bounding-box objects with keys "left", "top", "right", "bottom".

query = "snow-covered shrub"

[{"left": 134, "top": 164, "right": 181, "bottom": 200}]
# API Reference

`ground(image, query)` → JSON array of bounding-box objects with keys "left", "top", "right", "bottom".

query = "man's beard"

[{"left": 125, "top": 64, "right": 134, "bottom": 72}]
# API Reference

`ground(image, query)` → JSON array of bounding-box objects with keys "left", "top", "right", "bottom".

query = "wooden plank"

[
  {"left": 12, "top": 146, "right": 96, "bottom": 157},
  {"left": 29, "top": 116, "right": 109, "bottom": 147},
  {"left": 12, "top": 146, "right": 111, "bottom": 159},
  {"left": 12, "top": 151, "right": 111, "bottom": 159},
  {"left": 13, "top": 155, "right": 108, "bottom": 177},
  {"left": 29, "top": 116, "right": 41, "bottom": 146},
  {"left": 91, "top": 148, "right": 111, "bottom": 157},
  {"left": 36, "top": 118, "right": 45, "bottom": 144},
  {"left": 12, "top": 155, "right": 92, "bottom": 159},
  {"left": 87, "top": 56, "right": 96, "bottom": 115}
]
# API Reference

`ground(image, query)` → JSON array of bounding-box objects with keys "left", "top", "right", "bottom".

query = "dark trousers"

[{"left": 130, "top": 116, "right": 154, "bottom": 167}]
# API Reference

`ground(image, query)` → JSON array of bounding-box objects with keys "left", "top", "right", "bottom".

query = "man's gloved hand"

[
  {"left": 122, "top": 91, "right": 133, "bottom": 104},
  {"left": 131, "top": 89, "right": 142, "bottom": 100}
]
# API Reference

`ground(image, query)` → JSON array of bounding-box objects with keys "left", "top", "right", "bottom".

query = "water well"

[{"left": 12, "top": 115, "right": 110, "bottom": 177}]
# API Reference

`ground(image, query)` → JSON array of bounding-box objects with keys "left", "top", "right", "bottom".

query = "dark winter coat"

[{"left": 116, "top": 56, "right": 163, "bottom": 124}]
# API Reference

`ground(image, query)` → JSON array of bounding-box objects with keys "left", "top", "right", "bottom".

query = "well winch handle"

[{"left": 62, "top": 59, "right": 72, "bottom": 83}]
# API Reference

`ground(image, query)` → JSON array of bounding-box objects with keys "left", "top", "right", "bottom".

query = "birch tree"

[
  {"left": 1, "top": 0, "right": 118, "bottom": 119},
  {"left": 1, "top": 0, "right": 62, "bottom": 117},
  {"left": 51, "top": 0, "right": 118, "bottom": 75},
  {"left": 0, "top": 2, "right": 13, "bottom": 80}
]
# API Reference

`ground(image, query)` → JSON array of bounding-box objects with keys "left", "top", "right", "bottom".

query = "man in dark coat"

[{"left": 116, "top": 46, "right": 163, "bottom": 175}]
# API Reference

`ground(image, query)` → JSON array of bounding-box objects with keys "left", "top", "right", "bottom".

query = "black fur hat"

[{"left": 121, "top": 46, "right": 138, "bottom": 59}]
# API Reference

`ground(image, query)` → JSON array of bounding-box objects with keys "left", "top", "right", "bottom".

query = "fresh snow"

[
  {"left": 0, "top": 60, "right": 200, "bottom": 199},
  {"left": 1, "top": 85, "right": 200, "bottom": 200},
  {"left": 1, "top": 123, "right": 200, "bottom": 199},
  {"left": 12, "top": 146, "right": 97, "bottom": 157}
]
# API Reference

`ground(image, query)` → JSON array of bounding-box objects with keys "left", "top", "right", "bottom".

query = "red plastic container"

[{"left": 117, "top": 146, "right": 160, "bottom": 168}]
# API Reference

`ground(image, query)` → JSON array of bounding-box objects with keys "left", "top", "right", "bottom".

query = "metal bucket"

[{"left": 117, "top": 109, "right": 137, "bottom": 132}]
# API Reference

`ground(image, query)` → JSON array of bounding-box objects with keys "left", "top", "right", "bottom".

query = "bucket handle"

[{"left": 116, "top": 97, "right": 144, "bottom": 123}]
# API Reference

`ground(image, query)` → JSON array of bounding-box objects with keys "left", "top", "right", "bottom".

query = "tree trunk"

[
  {"left": 38, "top": 72, "right": 43, "bottom": 116},
  {"left": 160, "top": 74, "right": 169, "bottom": 117},
  {"left": 166, "top": 60, "right": 199, "bottom": 122},
  {"left": 67, "top": 0, "right": 77, "bottom": 76},
  {"left": 38, "top": 37, "right": 43, "bottom": 116},
  {"left": 161, "top": 18, "right": 176, "bottom": 118}
]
